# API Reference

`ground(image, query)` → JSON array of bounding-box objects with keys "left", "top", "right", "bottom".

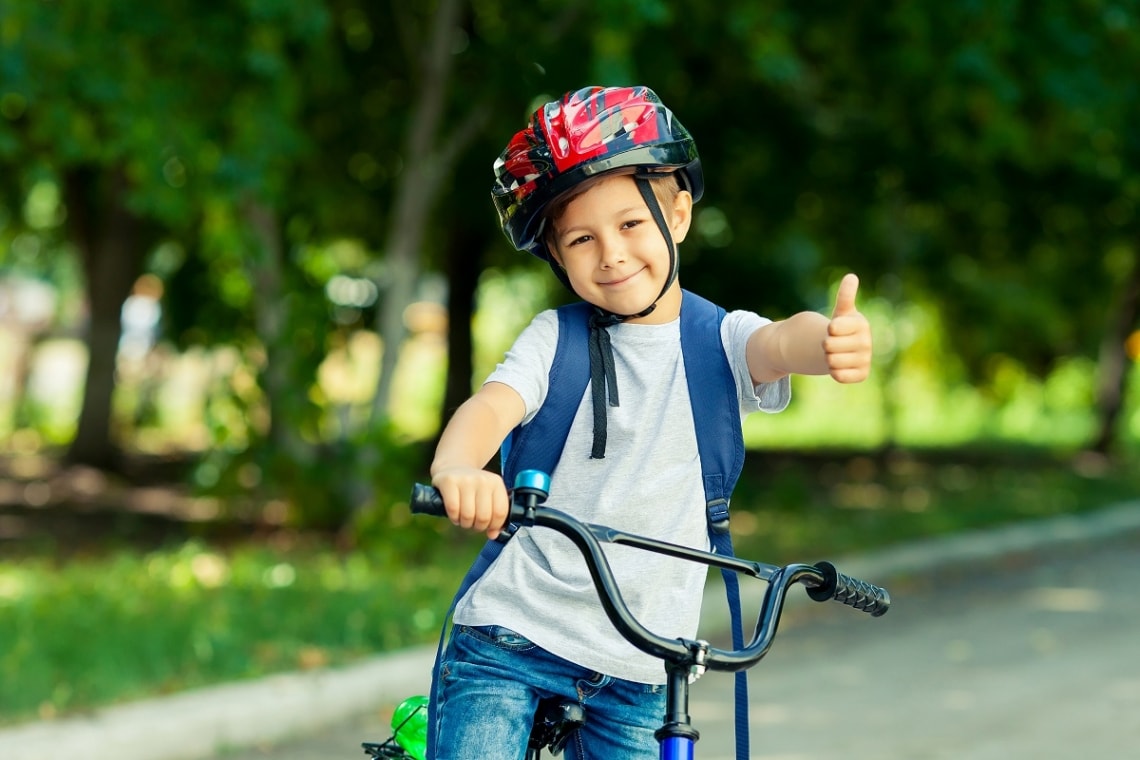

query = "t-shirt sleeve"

[
  {"left": 484, "top": 309, "right": 559, "bottom": 425},
  {"left": 722, "top": 309, "right": 792, "bottom": 415}
]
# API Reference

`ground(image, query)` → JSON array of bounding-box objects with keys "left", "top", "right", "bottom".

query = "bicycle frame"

[{"left": 411, "top": 471, "right": 889, "bottom": 759}]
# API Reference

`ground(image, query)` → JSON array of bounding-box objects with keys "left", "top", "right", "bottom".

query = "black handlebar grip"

[
  {"left": 410, "top": 483, "right": 447, "bottom": 517},
  {"left": 806, "top": 561, "right": 891, "bottom": 617}
]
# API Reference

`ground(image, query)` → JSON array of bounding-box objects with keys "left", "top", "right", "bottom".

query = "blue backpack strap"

[
  {"left": 501, "top": 301, "right": 593, "bottom": 483},
  {"left": 426, "top": 302, "right": 591, "bottom": 759},
  {"left": 678, "top": 290, "right": 749, "bottom": 760}
]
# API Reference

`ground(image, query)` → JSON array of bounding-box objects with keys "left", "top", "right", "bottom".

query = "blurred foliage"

[
  {"left": 3, "top": 0, "right": 1140, "bottom": 731},
  {"left": 0, "top": 0, "right": 1139, "bottom": 522},
  {"left": 730, "top": 450, "right": 1140, "bottom": 562},
  {"left": 190, "top": 418, "right": 428, "bottom": 532}
]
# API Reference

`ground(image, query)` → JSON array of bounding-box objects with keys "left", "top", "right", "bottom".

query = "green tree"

[
  {"left": 0, "top": 0, "right": 341, "bottom": 473},
  {"left": 617, "top": 1, "right": 1140, "bottom": 452}
]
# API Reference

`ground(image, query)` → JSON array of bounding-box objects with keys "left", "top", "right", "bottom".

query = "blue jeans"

[{"left": 432, "top": 624, "right": 667, "bottom": 760}]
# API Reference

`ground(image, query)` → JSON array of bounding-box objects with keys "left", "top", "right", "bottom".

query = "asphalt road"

[{"left": 218, "top": 531, "right": 1140, "bottom": 760}]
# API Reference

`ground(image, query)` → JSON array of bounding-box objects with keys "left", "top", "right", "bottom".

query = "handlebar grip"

[
  {"left": 806, "top": 561, "right": 891, "bottom": 617},
  {"left": 410, "top": 483, "right": 447, "bottom": 517}
]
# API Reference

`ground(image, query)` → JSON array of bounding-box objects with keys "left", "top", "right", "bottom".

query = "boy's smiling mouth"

[{"left": 599, "top": 267, "right": 646, "bottom": 287}]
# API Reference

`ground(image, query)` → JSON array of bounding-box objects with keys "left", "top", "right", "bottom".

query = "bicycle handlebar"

[{"left": 410, "top": 474, "right": 889, "bottom": 673}]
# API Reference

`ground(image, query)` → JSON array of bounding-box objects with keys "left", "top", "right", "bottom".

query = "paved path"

[{"left": 219, "top": 530, "right": 1140, "bottom": 760}]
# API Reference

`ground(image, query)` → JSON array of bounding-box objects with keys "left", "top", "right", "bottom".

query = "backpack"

[{"left": 428, "top": 289, "right": 752, "bottom": 760}]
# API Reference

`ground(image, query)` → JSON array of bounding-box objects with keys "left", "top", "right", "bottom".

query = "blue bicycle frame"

[{"left": 411, "top": 470, "right": 890, "bottom": 759}]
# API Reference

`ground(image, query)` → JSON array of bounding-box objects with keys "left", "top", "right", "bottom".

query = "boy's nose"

[{"left": 598, "top": 238, "right": 626, "bottom": 268}]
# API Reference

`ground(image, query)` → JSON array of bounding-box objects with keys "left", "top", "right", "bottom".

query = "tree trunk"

[
  {"left": 63, "top": 167, "right": 147, "bottom": 472},
  {"left": 439, "top": 216, "right": 484, "bottom": 431},
  {"left": 372, "top": 176, "right": 434, "bottom": 421},
  {"left": 1090, "top": 261, "right": 1140, "bottom": 455},
  {"left": 370, "top": 0, "right": 465, "bottom": 422}
]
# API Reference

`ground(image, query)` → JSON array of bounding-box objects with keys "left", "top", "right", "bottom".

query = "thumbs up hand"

[{"left": 824, "top": 273, "right": 872, "bottom": 383}]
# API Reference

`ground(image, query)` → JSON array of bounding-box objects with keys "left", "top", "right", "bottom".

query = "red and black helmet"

[{"left": 491, "top": 85, "right": 704, "bottom": 259}]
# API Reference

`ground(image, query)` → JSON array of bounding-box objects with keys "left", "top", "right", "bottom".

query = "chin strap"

[{"left": 584, "top": 174, "right": 679, "bottom": 459}]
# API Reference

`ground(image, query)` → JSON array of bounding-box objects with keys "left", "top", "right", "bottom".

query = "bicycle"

[{"left": 365, "top": 469, "right": 890, "bottom": 760}]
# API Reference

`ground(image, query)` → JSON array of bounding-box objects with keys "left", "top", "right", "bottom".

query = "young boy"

[{"left": 428, "top": 85, "right": 872, "bottom": 759}]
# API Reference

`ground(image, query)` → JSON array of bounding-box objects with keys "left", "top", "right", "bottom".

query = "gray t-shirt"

[{"left": 453, "top": 304, "right": 791, "bottom": 683}]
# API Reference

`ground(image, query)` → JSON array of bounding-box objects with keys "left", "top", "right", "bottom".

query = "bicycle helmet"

[{"left": 492, "top": 85, "right": 704, "bottom": 260}]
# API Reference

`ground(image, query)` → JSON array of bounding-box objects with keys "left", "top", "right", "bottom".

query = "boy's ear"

[{"left": 670, "top": 189, "right": 694, "bottom": 244}]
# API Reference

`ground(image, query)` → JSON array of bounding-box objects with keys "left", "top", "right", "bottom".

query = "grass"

[
  {"left": 1, "top": 448, "right": 1138, "bottom": 726},
  {"left": 0, "top": 532, "right": 483, "bottom": 725}
]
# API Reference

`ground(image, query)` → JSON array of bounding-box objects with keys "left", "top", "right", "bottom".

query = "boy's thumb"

[{"left": 831, "top": 273, "right": 860, "bottom": 318}]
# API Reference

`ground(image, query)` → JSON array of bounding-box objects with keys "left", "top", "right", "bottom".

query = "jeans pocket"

[{"left": 458, "top": 624, "right": 536, "bottom": 652}]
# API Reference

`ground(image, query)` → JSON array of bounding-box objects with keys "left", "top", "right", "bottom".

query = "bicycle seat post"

[{"left": 653, "top": 639, "right": 707, "bottom": 756}]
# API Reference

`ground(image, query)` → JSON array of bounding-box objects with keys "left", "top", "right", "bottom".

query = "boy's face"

[{"left": 548, "top": 174, "right": 692, "bottom": 323}]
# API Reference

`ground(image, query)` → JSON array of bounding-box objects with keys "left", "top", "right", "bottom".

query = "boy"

[{"left": 429, "top": 85, "right": 872, "bottom": 759}]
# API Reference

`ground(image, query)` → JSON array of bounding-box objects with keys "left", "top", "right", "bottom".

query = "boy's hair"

[{"left": 542, "top": 170, "right": 683, "bottom": 254}]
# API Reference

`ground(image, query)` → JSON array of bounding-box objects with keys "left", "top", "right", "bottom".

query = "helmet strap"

[
  {"left": 580, "top": 173, "right": 680, "bottom": 458},
  {"left": 630, "top": 173, "right": 678, "bottom": 317}
]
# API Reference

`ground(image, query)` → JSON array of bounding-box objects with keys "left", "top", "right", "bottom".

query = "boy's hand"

[
  {"left": 825, "top": 273, "right": 872, "bottom": 383},
  {"left": 431, "top": 466, "right": 511, "bottom": 539}
]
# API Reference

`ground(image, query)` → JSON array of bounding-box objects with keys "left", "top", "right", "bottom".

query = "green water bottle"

[{"left": 391, "top": 695, "right": 429, "bottom": 760}]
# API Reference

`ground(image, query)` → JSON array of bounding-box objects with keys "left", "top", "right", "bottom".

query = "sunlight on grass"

[{"left": 0, "top": 539, "right": 475, "bottom": 725}]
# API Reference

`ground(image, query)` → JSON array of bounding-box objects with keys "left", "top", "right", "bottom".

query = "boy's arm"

[
  {"left": 746, "top": 273, "right": 872, "bottom": 385},
  {"left": 430, "top": 381, "right": 527, "bottom": 539}
]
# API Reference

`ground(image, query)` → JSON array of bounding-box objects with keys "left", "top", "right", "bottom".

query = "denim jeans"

[{"left": 432, "top": 624, "right": 667, "bottom": 760}]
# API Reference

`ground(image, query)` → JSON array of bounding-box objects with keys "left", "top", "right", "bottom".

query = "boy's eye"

[
  {"left": 621, "top": 219, "right": 645, "bottom": 231},
  {"left": 567, "top": 234, "right": 592, "bottom": 247}
]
